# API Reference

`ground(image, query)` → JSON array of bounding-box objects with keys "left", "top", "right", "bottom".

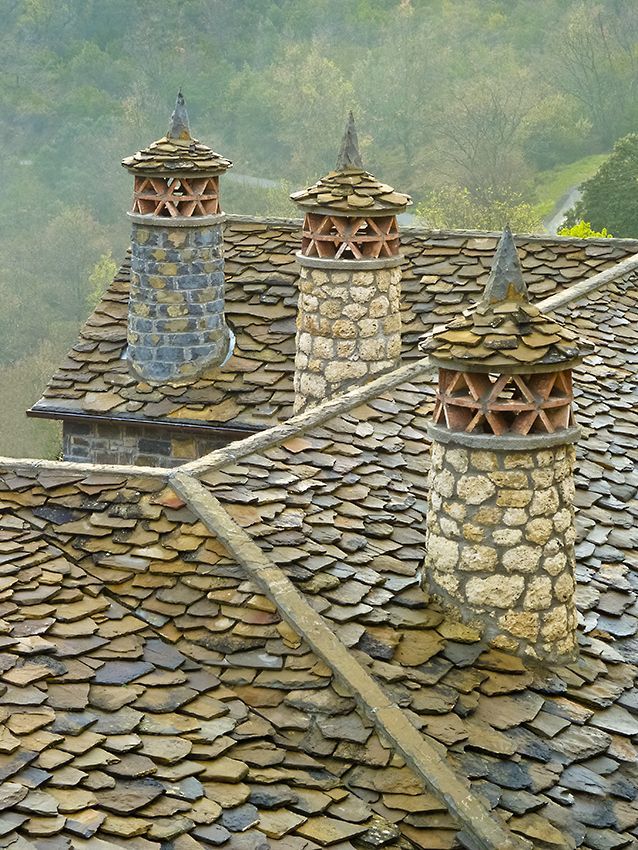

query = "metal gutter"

[{"left": 26, "top": 405, "right": 264, "bottom": 440}]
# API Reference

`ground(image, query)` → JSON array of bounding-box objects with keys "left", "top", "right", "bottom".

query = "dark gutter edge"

[{"left": 26, "top": 406, "right": 265, "bottom": 440}]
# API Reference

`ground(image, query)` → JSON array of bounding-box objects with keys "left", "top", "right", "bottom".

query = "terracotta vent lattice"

[
  {"left": 433, "top": 368, "right": 574, "bottom": 435},
  {"left": 132, "top": 175, "right": 220, "bottom": 217},
  {"left": 301, "top": 213, "right": 400, "bottom": 259}
]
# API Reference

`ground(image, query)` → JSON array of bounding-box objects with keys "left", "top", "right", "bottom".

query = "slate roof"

[
  {"left": 3, "top": 246, "right": 638, "bottom": 850},
  {"left": 30, "top": 220, "right": 638, "bottom": 433},
  {"left": 0, "top": 460, "right": 462, "bottom": 850}
]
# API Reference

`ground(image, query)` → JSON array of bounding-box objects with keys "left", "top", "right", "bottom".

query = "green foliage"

[
  {"left": 532, "top": 154, "right": 608, "bottom": 222},
  {"left": 0, "top": 340, "right": 63, "bottom": 459},
  {"left": 0, "top": 0, "right": 636, "bottom": 457},
  {"left": 564, "top": 134, "right": 638, "bottom": 237},
  {"left": 548, "top": 4, "right": 638, "bottom": 149},
  {"left": 558, "top": 220, "right": 613, "bottom": 239},
  {"left": 87, "top": 252, "right": 118, "bottom": 310},
  {"left": 416, "top": 186, "right": 542, "bottom": 233}
]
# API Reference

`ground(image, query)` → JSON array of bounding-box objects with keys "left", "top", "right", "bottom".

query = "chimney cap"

[
  {"left": 421, "top": 228, "right": 594, "bottom": 372},
  {"left": 122, "top": 90, "right": 232, "bottom": 177},
  {"left": 167, "top": 90, "right": 191, "bottom": 141},
  {"left": 335, "top": 111, "right": 364, "bottom": 171},
  {"left": 290, "top": 112, "right": 411, "bottom": 215},
  {"left": 481, "top": 225, "right": 529, "bottom": 305}
]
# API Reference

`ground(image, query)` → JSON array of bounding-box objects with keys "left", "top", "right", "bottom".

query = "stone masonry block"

[
  {"left": 424, "top": 438, "right": 578, "bottom": 665},
  {"left": 293, "top": 263, "right": 402, "bottom": 414},
  {"left": 128, "top": 219, "right": 230, "bottom": 385}
]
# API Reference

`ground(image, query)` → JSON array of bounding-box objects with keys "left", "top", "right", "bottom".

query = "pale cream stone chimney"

[
  {"left": 290, "top": 114, "right": 411, "bottom": 413},
  {"left": 421, "top": 227, "right": 593, "bottom": 663}
]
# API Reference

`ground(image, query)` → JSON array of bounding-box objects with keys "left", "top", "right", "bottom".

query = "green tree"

[
  {"left": 549, "top": 3, "right": 638, "bottom": 148},
  {"left": 558, "top": 220, "right": 613, "bottom": 239},
  {"left": 429, "top": 62, "right": 537, "bottom": 196},
  {"left": 0, "top": 340, "right": 63, "bottom": 459},
  {"left": 564, "top": 134, "right": 638, "bottom": 237},
  {"left": 352, "top": 3, "right": 439, "bottom": 190},
  {"left": 269, "top": 45, "right": 356, "bottom": 179},
  {"left": 417, "top": 185, "right": 542, "bottom": 233},
  {"left": 87, "top": 252, "right": 118, "bottom": 310}
]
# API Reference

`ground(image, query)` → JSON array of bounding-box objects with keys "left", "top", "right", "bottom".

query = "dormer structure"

[
  {"left": 290, "top": 113, "right": 411, "bottom": 413},
  {"left": 422, "top": 227, "right": 594, "bottom": 664}
]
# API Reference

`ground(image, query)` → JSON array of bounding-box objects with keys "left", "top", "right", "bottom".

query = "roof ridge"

[
  {"left": 178, "top": 355, "right": 436, "bottom": 477},
  {"left": 169, "top": 469, "right": 533, "bottom": 850},
  {"left": 0, "top": 455, "right": 169, "bottom": 478},
  {"left": 537, "top": 251, "right": 638, "bottom": 312}
]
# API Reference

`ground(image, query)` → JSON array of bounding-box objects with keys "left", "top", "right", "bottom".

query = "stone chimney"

[
  {"left": 290, "top": 113, "right": 411, "bottom": 413},
  {"left": 122, "top": 92, "right": 233, "bottom": 385},
  {"left": 421, "top": 227, "right": 593, "bottom": 663}
]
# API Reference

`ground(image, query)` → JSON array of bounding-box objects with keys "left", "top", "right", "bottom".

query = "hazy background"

[{"left": 2, "top": 0, "right": 636, "bottom": 458}]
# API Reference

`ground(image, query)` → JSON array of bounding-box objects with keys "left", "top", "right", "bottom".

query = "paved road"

[{"left": 544, "top": 186, "right": 581, "bottom": 234}]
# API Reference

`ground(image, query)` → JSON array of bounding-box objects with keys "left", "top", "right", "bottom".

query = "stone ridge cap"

[
  {"left": 0, "top": 455, "right": 169, "bottom": 478},
  {"left": 224, "top": 212, "right": 302, "bottom": 227},
  {"left": 169, "top": 470, "right": 533, "bottom": 850},
  {"left": 178, "top": 354, "right": 437, "bottom": 477},
  {"left": 397, "top": 226, "right": 638, "bottom": 248}
]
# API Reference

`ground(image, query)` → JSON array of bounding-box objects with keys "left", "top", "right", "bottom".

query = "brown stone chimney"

[
  {"left": 289, "top": 113, "right": 411, "bottom": 413},
  {"left": 421, "top": 227, "right": 593, "bottom": 664}
]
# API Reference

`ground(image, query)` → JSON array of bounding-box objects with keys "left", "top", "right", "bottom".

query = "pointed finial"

[
  {"left": 482, "top": 225, "right": 529, "bottom": 304},
  {"left": 167, "top": 90, "right": 191, "bottom": 141},
  {"left": 335, "top": 111, "right": 364, "bottom": 171}
]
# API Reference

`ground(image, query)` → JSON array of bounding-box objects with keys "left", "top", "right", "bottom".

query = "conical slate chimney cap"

[
  {"left": 420, "top": 226, "right": 593, "bottom": 371},
  {"left": 335, "top": 111, "right": 364, "bottom": 171},
  {"left": 167, "top": 90, "right": 191, "bottom": 141},
  {"left": 290, "top": 112, "right": 410, "bottom": 214},
  {"left": 482, "top": 225, "right": 529, "bottom": 305},
  {"left": 122, "top": 90, "right": 232, "bottom": 176}
]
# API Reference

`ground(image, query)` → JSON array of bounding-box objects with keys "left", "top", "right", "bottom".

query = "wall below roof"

[{"left": 62, "top": 420, "right": 232, "bottom": 467}]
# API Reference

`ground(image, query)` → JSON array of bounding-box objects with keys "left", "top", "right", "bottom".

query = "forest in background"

[{"left": 1, "top": 0, "right": 637, "bottom": 458}]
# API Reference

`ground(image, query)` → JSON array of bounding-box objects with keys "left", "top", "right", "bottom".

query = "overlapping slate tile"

[
  {"left": 31, "top": 223, "right": 638, "bottom": 439},
  {"left": 0, "top": 466, "right": 434, "bottom": 850},
  {"left": 6, "top": 234, "right": 638, "bottom": 848},
  {"left": 185, "top": 266, "right": 636, "bottom": 847}
]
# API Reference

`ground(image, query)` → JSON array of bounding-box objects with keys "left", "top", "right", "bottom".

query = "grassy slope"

[{"left": 533, "top": 153, "right": 608, "bottom": 222}]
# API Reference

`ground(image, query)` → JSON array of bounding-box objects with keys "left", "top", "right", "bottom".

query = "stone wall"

[
  {"left": 293, "top": 262, "right": 402, "bottom": 413},
  {"left": 63, "top": 421, "right": 233, "bottom": 467},
  {"left": 128, "top": 217, "right": 231, "bottom": 385},
  {"left": 424, "top": 439, "right": 578, "bottom": 663}
]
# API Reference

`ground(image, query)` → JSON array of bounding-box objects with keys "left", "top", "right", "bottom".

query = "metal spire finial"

[
  {"left": 167, "top": 90, "right": 191, "bottom": 141},
  {"left": 335, "top": 111, "right": 364, "bottom": 171},
  {"left": 482, "top": 225, "right": 529, "bottom": 304}
]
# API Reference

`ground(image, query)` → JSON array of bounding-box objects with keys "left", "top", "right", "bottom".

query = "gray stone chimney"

[
  {"left": 290, "top": 114, "right": 411, "bottom": 413},
  {"left": 121, "top": 92, "right": 233, "bottom": 385},
  {"left": 421, "top": 228, "right": 594, "bottom": 664}
]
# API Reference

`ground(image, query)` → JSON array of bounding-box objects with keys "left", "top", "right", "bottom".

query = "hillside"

[{"left": 1, "top": 0, "right": 636, "bottom": 457}]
